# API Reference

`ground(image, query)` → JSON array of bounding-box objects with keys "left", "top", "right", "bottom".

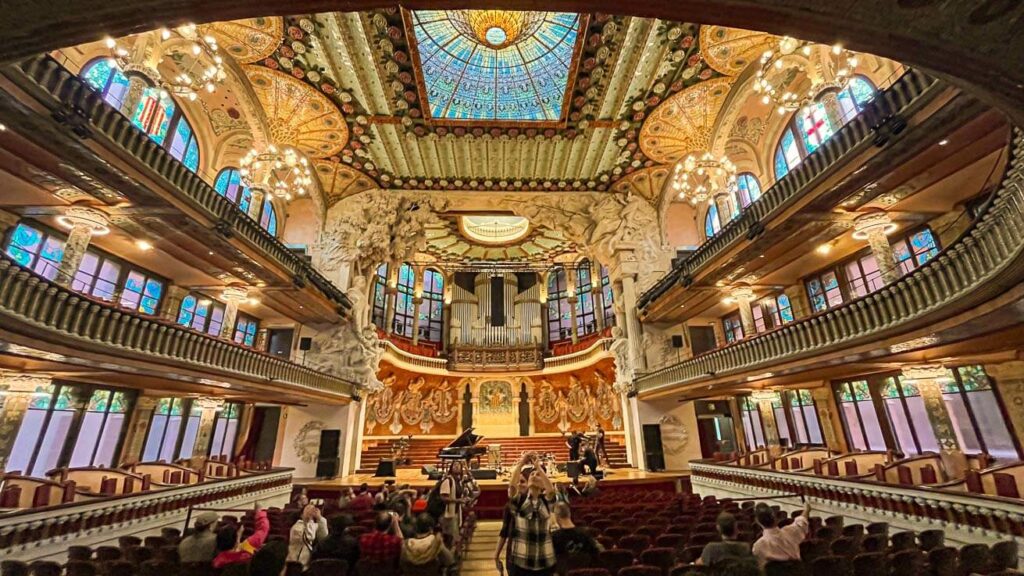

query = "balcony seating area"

[
  {"left": 358, "top": 435, "right": 630, "bottom": 473},
  {"left": 563, "top": 492, "right": 1021, "bottom": 576}
]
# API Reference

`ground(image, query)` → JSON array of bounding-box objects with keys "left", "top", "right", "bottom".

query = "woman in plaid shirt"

[{"left": 494, "top": 452, "right": 557, "bottom": 576}]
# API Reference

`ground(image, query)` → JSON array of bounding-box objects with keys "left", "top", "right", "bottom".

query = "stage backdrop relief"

[
  {"left": 365, "top": 361, "right": 459, "bottom": 436},
  {"left": 532, "top": 358, "right": 622, "bottom": 433}
]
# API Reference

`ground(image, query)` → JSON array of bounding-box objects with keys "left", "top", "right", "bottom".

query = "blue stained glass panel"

[
  {"left": 705, "top": 204, "right": 721, "bottom": 238},
  {"left": 178, "top": 295, "right": 197, "bottom": 326},
  {"left": 911, "top": 229, "right": 939, "bottom": 264},
  {"left": 260, "top": 200, "right": 277, "bottom": 236},
  {"left": 778, "top": 295, "right": 794, "bottom": 323},
  {"left": 411, "top": 11, "right": 580, "bottom": 122},
  {"left": 183, "top": 137, "right": 200, "bottom": 171}
]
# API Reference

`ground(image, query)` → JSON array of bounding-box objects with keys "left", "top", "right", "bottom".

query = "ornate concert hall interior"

[{"left": 2, "top": 2, "right": 1024, "bottom": 574}]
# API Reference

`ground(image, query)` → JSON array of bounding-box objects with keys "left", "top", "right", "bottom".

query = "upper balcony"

[
  {"left": 639, "top": 70, "right": 976, "bottom": 322},
  {"left": 634, "top": 129, "right": 1024, "bottom": 398},
  {"left": 0, "top": 54, "right": 350, "bottom": 325}
]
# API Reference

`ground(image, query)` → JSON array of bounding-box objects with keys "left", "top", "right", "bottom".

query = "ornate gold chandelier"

[
  {"left": 448, "top": 10, "right": 546, "bottom": 49},
  {"left": 753, "top": 37, "right": 859, "bottom": 115},
  {"left": 106, "top": 24, "right": 226, "bottom": 101},
  {"left": 239, "top": 145, "right": 314, "bottom": 202},
  {"left": 671, "top": 152, "right": 737, "bottom": 206}
]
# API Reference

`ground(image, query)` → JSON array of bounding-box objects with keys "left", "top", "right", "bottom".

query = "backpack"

[{"left": 425, "top": 476, "right": 448, "bottom": 518}]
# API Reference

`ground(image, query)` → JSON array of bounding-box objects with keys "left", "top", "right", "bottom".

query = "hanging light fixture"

[
  {"left": 753, "top": 37, "right": 860, "bottom": 116},
  {"left": 671, "top": 152, "right": 737, "bottom": 206},
  {"left": 238, "top": 144, "right": 315, "bottom": 201},
  {"left": 105, "top": 23, "right": 226, "bottom": 102}
]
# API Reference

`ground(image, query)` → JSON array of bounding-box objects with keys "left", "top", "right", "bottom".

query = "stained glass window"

[
  {"left": 233, "top": 314, "right": 259, "bottom": 347},
  {"left": 600, "top": 265, "right": 615, "bottom": 328},
  {"left": 835, "top": 380, "right": 887, "bottom": 451},
  {"left": 797, "top": 102, "right": 835, "bottom": 154},
  {"left": 806, "top": 270, "right": 843, "bottom": 312},
  {"left": 739, "top": 395, "right": 767, "bottom": 449},
  {"left": 143, "top": 398, "right": 189, "bottom": 462},
  {"left": 417, "top": 268, "right": 445, "bottom": 343},
  {"left": 260, "top": 200, "right": 278, "bottom": 236},
  {"left": 784, "top": 389, "right": 824, "bottom": 446},
  {"left": 736, "top": 173, "right": 762, "bottom": 208},
  {"left": 5, "top": 223, "right": 65, "bottom": 280},
  {"left": 837, "top": 76, "right": 877, "bottom": 121},
  {"left": 371, "top": 263, "right": 389, "bottom": 329},
  {"left": 845, "top": 254, "right": 883, "bottom": 298},
  {"left": 410, "top": 11, "right": 581, "bottom": 122},
  {"left": 753, "top": 294, "right": 793, "bottom": 333},
  {"left": 547, "top": 267, "right": 573, "bottom": 343},
  {"left": 119, "top": 270, "right": 164, "bottom": 315},
  {"left": 80, "top": 58, "right": 200, "bottom": 173},
  {"left": 575, "top": 263, "right": 597, "bottom": 336},
  {"left": 214, "top": 167, "right": 278, "bottom": 236},
  {"left": 705, "top": 205, "right": 722, "bottom": 238},
  {"left": 722, "top": 312, "right": 744, "bottom": 343},
  {"left": 178, "top": 292, "right": 226, "bottom": 336},
  {"left": 942, "top": 365, "right": 1018, "bottom": 461},
  {"left": 72, "top": 251, "right": 121, "bottom": 302},
  {"left": 393, "top": 263, "right": 417, "bottom": 338},
  {"left": 209, "top": 402, "right": 241, "bottom": 461},
  {"left": 70, "top": 388, "right": 132, "bottom": 468},
  {"left": 6, "top": 383, "right": 81, "bottom": 476},
  {"left": 893, "top": 228, "right": 940, "bottom": 275},
  {"left": 881, "top": 376, "right": 940, "bottom": 456},
  {"left": 774, "top": 128, "right": 802, "bottom": 180}
]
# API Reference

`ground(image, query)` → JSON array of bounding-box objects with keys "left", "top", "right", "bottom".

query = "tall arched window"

[
  {"left": 371, "top": 263, "right": 388, "bottom": 329},
  {"left": 393, "top": 263, "right": 416, "bottom": 338},
  {"left": 417, "top": 269, "right": 444, "bottom": 342},
  {"left": 574, "top": 262, "right": 596, "bottom": 336},
  {"left": 547, "top": 268, "right": 573, "bottom": 343},
  {"left": 600, "top": 265, "right": 615, "bottom": 327},
  {"left": 81, "top": 58, "right": 200, "bottom": 172},
  {"left": 773, "top": 75, "right": 877, "bottom": 180},
  {"left": 705, "top": 204, "right": 722, "bottom": 238},
  {"left": 736, "top": 173, "right": 763, "bottom": 209},
  {"left": 213, "top": 167, "right": 278, "bottom": 236}
]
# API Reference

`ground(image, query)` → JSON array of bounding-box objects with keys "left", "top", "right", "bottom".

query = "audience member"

[
  {"left": 312, "top": 514, "right": 360, "bottom": 566},
  {"left": 697, "top": 512, "right": 753, "bottom": 566},
  {"left": 401, "top": 512, "right": 455, "bottom": 572},
  {"left": 338, "top": 487, "right": 355, "bottom": 509},
  {"left": 288, "top": 503, "right": 329, "bottom": 565},
  {"left": 350, "top": 483, "right": 374, "bottom": 511},
  {"left": 359, "top": 510, "right": 405, "bottom": 565},
  {"left": 178, "top": 511, "right": 219, "bottom": 563},
  {"left": 440, "top": 461, "right": 469, "bottom": 544},
  {"left": 291, "top": 488, "right": 309, "bottom": 509},
  {"left": 751, "top": 501, "right": 810, "bottom": 565},
  {"left": 550, "top": 502, "right": 602, "bottom": 557},
  {"left": 213, "top": 502, "right": 270, "bottom": 568},
  {"left": 250, "top": 540, "right": 289, "bottom": 576},
  {"left": 495, "top": 453, "right": 557, "bottom": 576}
]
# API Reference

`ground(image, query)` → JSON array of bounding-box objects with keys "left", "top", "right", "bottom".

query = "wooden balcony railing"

[
  {"left": 0, "top": 253, "right": 357, "bottom": 398},
  {"left": 637, "top": 128, "right": 1024, "bottom": 394}
]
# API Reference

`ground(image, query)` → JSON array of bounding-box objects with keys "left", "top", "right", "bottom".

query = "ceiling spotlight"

[
  {"left": 939, "top": 139, "right": 949, "bottom": 146},
  {"left": 816, "top": 243, "right": 832, "bottom": 255},
  {"left": 247, "top": 298, "right": 260, "bottom": 306},
  {"left": 136, "top": 240, "right": 153, "bottom": 251}
]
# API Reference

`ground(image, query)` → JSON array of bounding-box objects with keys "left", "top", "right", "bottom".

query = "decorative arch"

[
  {"left": 699, "top": 26, "right": 775, "bottom": 76},
  {"left": 202, "top": 17, "right": 284, "bottom": 64},
  {"left": 640, "top": 76, "right": 735, "bottom": 164}
]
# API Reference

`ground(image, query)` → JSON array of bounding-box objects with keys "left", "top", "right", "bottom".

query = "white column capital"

[
  {"left": 900, "top": 364, "right": 948, "bottom": 382},
  {"left": 852, "top": 210, "right": 896, "bottom": 240}
]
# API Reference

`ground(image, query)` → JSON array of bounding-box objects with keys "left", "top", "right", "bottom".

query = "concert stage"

[{"left": 295, "top": 468, "right": 691, "bottom": 519}]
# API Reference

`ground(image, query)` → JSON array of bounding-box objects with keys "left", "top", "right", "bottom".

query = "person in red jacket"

[{"left": 213, "top": 502, "right": 270, "bottom": 569}]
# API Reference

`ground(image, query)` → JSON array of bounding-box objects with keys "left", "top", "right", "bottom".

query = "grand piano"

[{"left": 438, "top": 427, "right": 487, "bottom": 464}]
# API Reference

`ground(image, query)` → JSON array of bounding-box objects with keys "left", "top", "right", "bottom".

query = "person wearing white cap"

[{"left": 179, "top": 510, "right": 220, "bottom": 563}]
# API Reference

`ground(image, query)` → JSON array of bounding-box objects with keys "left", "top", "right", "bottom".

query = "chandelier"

[
  {"left": 106, "top": 24, "right": 226, "bottom": 101},
  {"left": 239, "top": 145, "right": 314, "bottom": 201},
  {"left": 448, "top": 10, "right": 546, "bottom": 49},
  {"left": 671, "top": 152, "right": 737, "bottom": 206},
  {"left": 753, "top": 37, "right": 859, "bottom": 115}
]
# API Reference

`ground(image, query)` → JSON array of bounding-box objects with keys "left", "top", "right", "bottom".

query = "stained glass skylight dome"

[{"left": 409, "top": 10, "right": 582, "bottom": 123}]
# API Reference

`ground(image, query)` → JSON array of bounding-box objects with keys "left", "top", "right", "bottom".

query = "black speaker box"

[
  {"left": 471, "top": 468, "right": 497, "bottom": 480},
  {"left": 315, "top": 459, "right": 338, "bottom": 478},
  {"left": 299, "top": 337, "right": 312, "bottom": 351},
  {"left": 671, "top": 334, "right": 684, "bottom": 348},
  {"left": 374, "top": 459, "right": 397, "bottom": 477}
]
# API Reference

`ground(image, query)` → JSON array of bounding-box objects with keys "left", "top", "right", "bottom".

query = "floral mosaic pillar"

[
  {"left": 903, "top": 364, "right": 960, "bottom": 452},
  {"left": 119, "top": 396, "right": 158, "bottom": 465},
  {"left": 54, "top": 206, "right": 109, "bottom": 288},
  {"left": 784, "top": 284, "right": 812, "bottom": 320},
  {"left": 810, "top": 386, "right": 845, "bottom": 451},
  {"left": 159, "top": 285, "right": 190, "bottom": 323},
  {"left": 755, "top": 395, "right": 782, "bottom": 449},
  {"left": 0, "top": 372, "right": 52, "bottom": 471},
  {"left": 219, "top": 286, "right": 248, "bottom": 340},
  {"left": 983, "top": 361, "right": 1024, "bottom": 447},
  {"left": 191, "top": 398, "right": 224, "bottom": 460},
  {"left": 854, "top": 211, "right": 900, "bottom": 285}
]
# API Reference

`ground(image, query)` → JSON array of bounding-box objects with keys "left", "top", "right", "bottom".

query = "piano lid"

[{"left": 442, "top": 427, "right": 483, "bottom": 450}]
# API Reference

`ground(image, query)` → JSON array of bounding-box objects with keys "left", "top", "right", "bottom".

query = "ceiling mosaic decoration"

[
  {"left": 244, "top": 65, "right": 350, "bottom": 158},
  {"left": 610, "top": 165, "right": 673, "bottom": 206},
  {"left": 202, "top": 17, "right": 284, "bottom": 64},
  {"left": 422, "top": 217, "right": 576, "bottom": 262},
  {"left": 313, "top": 159, "right": 378, "bottom": 204},
  {"left": 459, "top": 215, "right": 531, "bottom": 245},
  {"left": 639, "top": 76, "right": 735, "bottom": 164},
  {"left": 408, "top": 10, "right": 582, "bottom": 123},
  {"left": 698, "top": 26, "right": 775, "bottom": 77}
]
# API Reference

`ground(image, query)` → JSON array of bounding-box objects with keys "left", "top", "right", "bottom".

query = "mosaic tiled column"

[
  {"left": 159, "top": 285, "right": 190, "bottom": 323},
  {"left": 903, "top": 364, "right": 960, "bottom": 453},
  {"left": 810, "top": 386, "right": 844, "bottom": 451},
  {"left": 538, "top": 271, "right": 550, "bottom": 350},
  {"left": 731, "top": 285, "right": 757, "bottom": 338},
  {"left": 982, "top": 361, "right": 1024, "bottom": 447},
  {"left": 119, "top": 396, "right": 158, "bottom": 465},
  {"left": 784, "top": 284, "right": 812, "bottom": 320},
  {"left": 854, "top": 210, "right": 900, "bottom": 285},
  {"left": 218, "top": 285, "right": 248, "bottom": 340},
  {"left": 190, "top": 398, "right": 224, "bottom": 460},
  {"left": 54, "top": 206, "right": 109, "bottom": 288},
  {"left": 591, "top": 261, "right": 606, "bottom": 331},
  {"left": 714, "top": 192, "right": 735, "bottom": 224},
  {"left": 248, "top": 189, "right": 265, "bottom": 220},
  {"left": 755, "top": 393, "right": 782, "bottom": 449},
  {"left": 384, "top": 266, "right": 399, "bottom": 334},
  {"left": 567, "top": 296, "right": 580, "bottom": 344},
  {"left": 0, "top": 372, "right": 52, "bottom": 471},
  {"left": 411, "top": 297, "right": 424, "bottom": 345},
  {"left": 620, "top": 274, "right": 646, "bottom": 372},
  {"left": 820, "top": 90, "right": 846, "bottom": 132}
]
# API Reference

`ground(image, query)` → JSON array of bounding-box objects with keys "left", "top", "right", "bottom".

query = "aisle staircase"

[
  {"left": 358, "top": 436, "right": 629, "bottom": 473},
  {"left": 460, "top": 521, "right": 502, "bottom": 576}
]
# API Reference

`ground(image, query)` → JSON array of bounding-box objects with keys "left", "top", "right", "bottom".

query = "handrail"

[
  {"left": 637, "top": 127, "right": 1024, "bottom": 394},
  {"left": 0, "top": 253, "right": 358, "bottom": 398},
  {"left": 638, "top": 69, "right": 938, "bottom": 310},
  {"left": 8, "top": 54, "right": 350, "bottom": 314}
]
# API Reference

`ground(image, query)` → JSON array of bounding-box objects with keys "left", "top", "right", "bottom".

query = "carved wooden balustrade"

[
  {"left": 0, "top": 253, "right": 358, "bottom": 399},
  {"left": 448, "top": 344, "right": 544, "bottom": 372},
  {"left": 638, "top": 69, "right": 937, "bottom": 309},
  {"left": 7, "top": 54, "right": 350, "bottom": 314},
  {"left": 636, "top": 129, "right": 1024, "bottom": 394},
  {"left": 0, "top": 469, "right": 292, "bottom": 560}
]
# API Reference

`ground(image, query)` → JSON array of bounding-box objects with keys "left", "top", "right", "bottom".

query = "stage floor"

[{"left": 295, "top": 467, "right": 688, "bottom": 491}]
